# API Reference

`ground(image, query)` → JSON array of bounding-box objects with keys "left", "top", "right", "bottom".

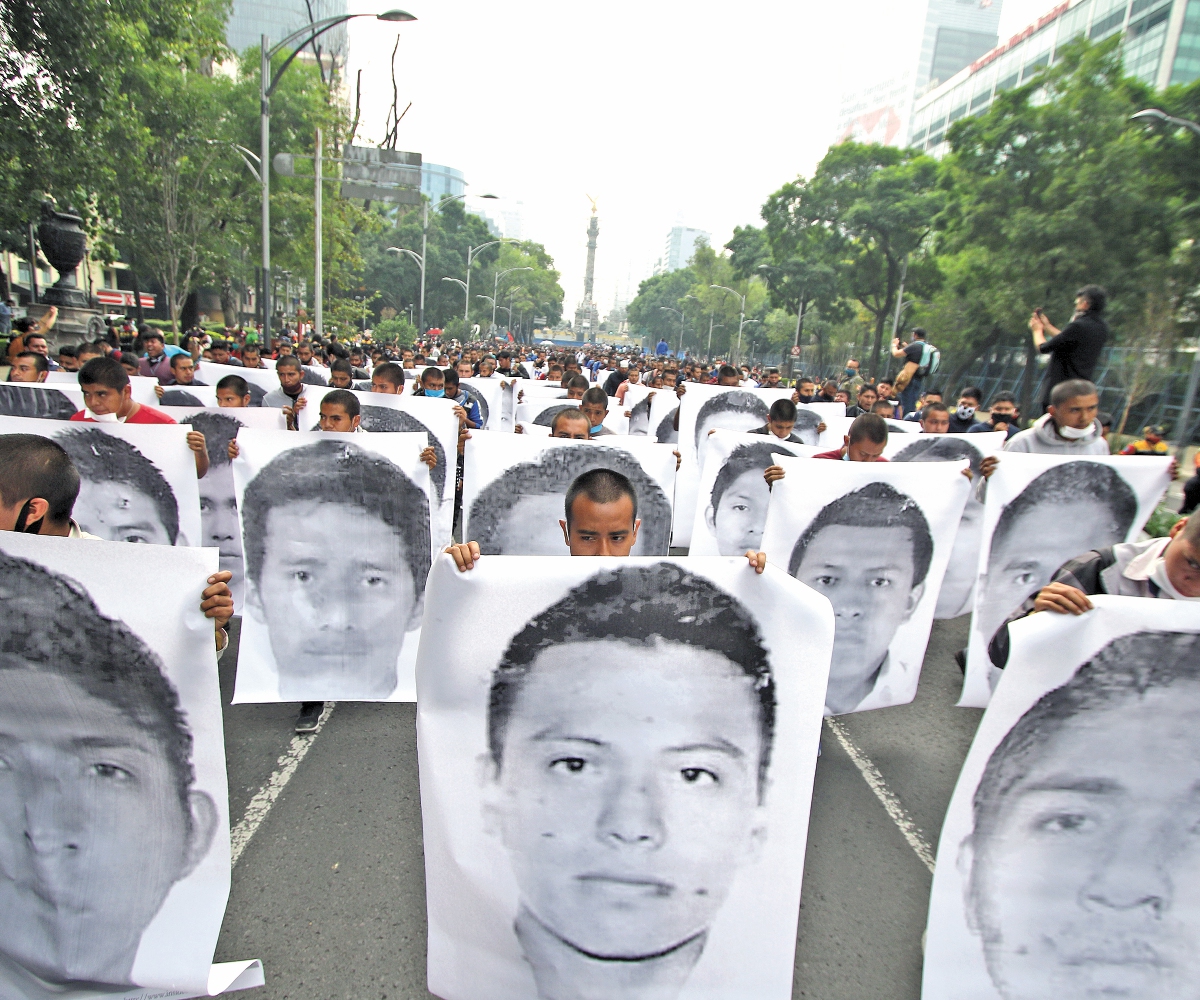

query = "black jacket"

[{"left": 1039, "top": 311, "right": 1108, "bottom": 403}]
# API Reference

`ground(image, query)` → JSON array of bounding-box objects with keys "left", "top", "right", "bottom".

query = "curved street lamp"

[
  {"left": 259, "top": 9, "right": 416, "bottom": 334},
  {"left": 493, "top": 266, "right": 532, "bottom": 335}
]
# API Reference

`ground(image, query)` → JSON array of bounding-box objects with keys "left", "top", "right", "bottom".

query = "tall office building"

[
  {"left": 910, "top": 0, "right": 1200, "bottom": 157},
  {"left": 916, "top": 0, "right": 1005, "bottom": 94},
  {"left": 422, "top": 163, "right": 466, "bottom": 200},
  {"left": 226, "top": 0, "right": 348, "bottom": 58},
  {"left": 663, "top": 226, "right": 710, "bottom": 272}
]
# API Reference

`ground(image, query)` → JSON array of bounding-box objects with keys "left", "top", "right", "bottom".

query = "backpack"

[{"left": 917, "top": 342, "right": 941, "bottom": 377}]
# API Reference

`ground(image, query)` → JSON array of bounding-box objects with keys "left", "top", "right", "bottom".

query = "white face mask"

[
  {"left": 1056, "top": 420, "right": 1095, "bottom": 440},
  {"left": 85, "top": 409, "right": 120, "bottom": 422},
  {"left": 1151, "top": 556, "right": 1200, "bottom": 601},
  {"left": 956, "top": 404, "right": 976, "bottom": 420}
]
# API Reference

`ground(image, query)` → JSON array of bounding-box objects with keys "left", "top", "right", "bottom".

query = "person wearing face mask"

[
  {"left": 1003, "top": 379, "right": 1110, "bottom": 455},
  {"left": 579, "top": 386, "right": 614, "bottom": 436},
  {"left": 947, "top": 386, "right": 983, "bottom": 433},
  {"left": 838, "top": 358, "right": 864, "bottom": 396},
  {"left": 986, "top": 514, "right": 1200, "bottom": 674}
]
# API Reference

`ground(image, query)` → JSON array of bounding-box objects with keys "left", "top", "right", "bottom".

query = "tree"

[
  {"left": 0, "top": 0, "right": 228, "bottom": 253},
  {"left": 626, "top": 268, "right": 698, "bottom": 347}
]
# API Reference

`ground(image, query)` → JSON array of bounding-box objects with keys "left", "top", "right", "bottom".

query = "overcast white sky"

[{"left": 345, "top": 0, "right": 1051, "bottom": 321}]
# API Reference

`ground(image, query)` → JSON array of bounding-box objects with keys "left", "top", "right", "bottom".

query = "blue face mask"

[
  {"left": 590, "top": 425, "right": 605, "bottom": 434},
  {"left": 425, "top": 388, "right": 445, "bottom": 398}
]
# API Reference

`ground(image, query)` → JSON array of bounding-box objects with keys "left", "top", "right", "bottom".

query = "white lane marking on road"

[
  {"left": 230, "top": 702, "right": 336, "bottom": 867},
  {"left": 825, "top": 717, "right": 936, "bottom": 873}
]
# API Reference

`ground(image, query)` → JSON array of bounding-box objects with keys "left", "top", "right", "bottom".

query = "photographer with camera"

[{"left": 1029, "top": 284, "right": 1109, "bottom": 414}]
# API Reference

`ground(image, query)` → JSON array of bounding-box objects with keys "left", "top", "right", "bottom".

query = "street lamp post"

[
  {"left": 659, "top": 306, "right": 686, "bottom": 356},
  {"left": 493, "top": 266, "right": 532, "bottom": 335},
  {"left": 260, "top": 9, "right": 415, "bottom": 338},
  {"left": 463, "top": 239, "right": 515, "bottom": 321},
  {"left": 1132, "top": 108, "right": 1200, "bottom": 451},
  {"left": 387, "top": 246, "right": 425, "bottom": 334},
  {"left": 711, "top": 284, "right": 749, "bottom": 366}
]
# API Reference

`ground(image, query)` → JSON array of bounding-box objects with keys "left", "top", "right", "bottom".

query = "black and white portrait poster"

[
  {"left": 673, "top": 385, "right": 841, "bottom": 547},
  {"left": 170, "top": 408, "right": 286, "bottom": 611},
  {"left": 761, "top": 453, "right": 971, "bottom": 714},
  {"left": 884, "top": 431, "right": 1008, "bottom": 620},
  {"left": 0, "top": 415, "right": 203, "bottom": 547},
  {"left": 415, "top": 555, "right": 834, "bottom": 1000},
  {"left": 923, "top": 596, "right": 1200, "bottom": 1000},
  {"left": 0, "top": 532, "right": 263, "bottom": 999},
  {"left": 688, "top": 429, "right": 819, "bottom": 556},
  {"left": 196, "top": 362, "right": 279, "bottom": 395},
  {"left": 0, "top": 382, "right": 84, "bottom": 420},
  {"left": 230, "top": 428, "right": 433, "bottom": 703},
  {"left": 623, "top": 385, "right": 681, "bottom": 441},
  {"left": 461, "top": 430, "right": 678, "bottom": 556},
  {"left": 959, "top": 454, "right": 1172, "bottom": 708},
  {"left": 458, "top": 377, "right": 503, "bottom": 431},
  {"left": 299, "top": 389, "right": 458, "bottom": 551},
  {"left": 159, "top": 384, "right": 218, "bottom": 408},
  {"left": 514, "top": 398, "right": 627, "bottom": 437}
]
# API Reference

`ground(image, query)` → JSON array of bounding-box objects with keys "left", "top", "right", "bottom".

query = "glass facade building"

[
  {"left": 909, "top": 0, "right": 1200, "bottom": 156},
  {"left": 226, "top": 0, "right": 349, "bottom": 60}
]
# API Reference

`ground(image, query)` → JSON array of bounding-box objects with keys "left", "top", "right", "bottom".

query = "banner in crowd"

[
  {"left": 0, "top": 382, "right": 84, "bottom": 419},
  {"left": 959, "top": 454, "right": 1173, "bottom": 708},
  {"left": 461, "top": 431, "right": 678, "bottom": 556},
  {"left": 923, "top": 597, "right": 1200, "bottom": 1000},
  {"left": 0, "top": 532, "right": 262, "bottom": 998},
  {"left": 457, "top": 377, "right": 502, "bottom": 430},
  {"left": 159, "top": 384, "right": 218, "bottom": 408},
  {"left": 673, "top": 384, "right": 843, "bottom": 547},
  {"left": 0, "top": 415, "right": 203, "bottom": 546},
  {"left": 298, "top": 389, "right": 458, "bottom": 551},
  {"left": 884, "top": 431, "right": 1008, "bottom": 619},
  {"left": 623, "top": 385, "right": 682, "bottom": 442},
  {"left": 688, "top": 429, "right": 819, "bottom": 556},
  {"left": 513, "top": 398, "right": 627, "bottom": 437},
  {"left": 761, "top": 454, "right": 971, "bottom": 714},
  {"left": 415, "top": 555, "right": 834, "bottom": 1000},
  {"left": 230, "top": 428, "right": 433, "bottom": 703}
]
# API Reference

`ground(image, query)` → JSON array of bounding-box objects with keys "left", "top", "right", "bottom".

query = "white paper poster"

[
  {"left": 462, "top": 431, "right": 678, "bottom": 556},
  {"left": 761, "top": 454, "right": 971, "bottom": 714},
  {"left": 672, "top": 385, "right": 827, "bottom": 547},
  {"left": 0, "top": 415, "right": 203, "bottom": 547},
  {"left": 159, "top": 384, "right": 218, "bottom": 408},
  {"left": 923, "top": 597, "right": 1200, "bottom": 1000},
  {"left": 299, "top": 389, "right": 458, "bottom": 551},
  {"left": 688, "top": 429, "right": 818, "bottom": 556},
  {"left": 886, "top": 431, "right": 1008, "bottom": 619},
  {"left": 230, "top": 428, "right": 433, "bottom": 703},
  {"left": 459, "top": 377, "right": 502, "bottom": 430},
  {"left": 0, "top": 532, "right": 256, "bottom": 997},
  {"left": 960, "top": 454, "right": 1172, "bottom": 708},
  {"left": 416, "top": 555, "right": 834, "bottom": 1000},
  {"left": 0, "top": 382, "right": 83, "bottom": 419}
]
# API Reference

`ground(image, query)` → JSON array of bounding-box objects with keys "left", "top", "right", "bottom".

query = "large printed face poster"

[
  {"left": 885, "top": 431, "right": 1008, "bottom": 619},
  {"left": 299, "top": 389, "right": 458, "bottom": 552},
  {"left": 761, "top": 454, "right": 971, "bottom": 714},
  {"left": 923, "top": 597, "right": 1200, "bottom": 1000},
  {"left": 0, "top": 532, "right": 261, "bottom": 999},
  {"left": 230, "top": 429, "right": 433, "bottom": 703},
  {"left": 0, "top": 415, "right": 202, "bottom": 547},
  {"left": 959, "top": 454, "right": 1172, "bottom": 708},
  {"left": 416, "top": 555, "right": 834, "bottom": 1000},
  {"left": 170, "top": 407, "right": 287, "bottom": 612},
  {"left": 688, "top": 429, "right": 818, "bottom": 556},
  {"left": 462, "top": 431, "right": 677, "bottom": 556}
]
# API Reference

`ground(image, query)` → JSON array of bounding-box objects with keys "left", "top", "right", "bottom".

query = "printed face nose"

[
  {"left": 597, "top": 772, "right": 665, "bottom": 850},
  {"left": 1082, "top": 830, "right": 1171, "bottom": 916}
]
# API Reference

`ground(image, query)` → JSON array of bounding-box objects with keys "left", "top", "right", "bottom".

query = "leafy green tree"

[{"left": 626, "top": 268, "right": 697, "bottom": 348}]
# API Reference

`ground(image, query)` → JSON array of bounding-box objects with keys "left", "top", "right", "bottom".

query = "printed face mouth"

[{"left": 575, "top": 874, "right": 675, "bottom": 898}]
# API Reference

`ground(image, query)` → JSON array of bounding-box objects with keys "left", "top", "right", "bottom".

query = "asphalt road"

[{"left": 213, "top": 614, "right": 984, "bottom": 1000}]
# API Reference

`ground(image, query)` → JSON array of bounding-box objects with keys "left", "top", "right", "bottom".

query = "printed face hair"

[
  {"left": 0, "top": 384, "right": 82, "bottom": 420},
  {"left": 241, "top": 438, "right": 431, "bottom": 589},
  {"left": 789, "top": 481, "right": 933, "bottom": 586},
  {"left": 971, "top": 630, "right": 1200, "bottom": 843},
  {"left": 892, "top": 435, "right": 982, "bottom": 477},
  {"left": 350, "top": 408, "right": 446, "bottom": 502},
  {"left": 533, "top": 403, "right": 575, "bottom": 427},
  {"left": 0, "top": 551, "right": 196, "bottom": 819},
  {"left": 56, "top": 429, "right": 180, "bottom": 543},
  {"left": 694, "top": 391, "right": 770, "bottom": 450},
  {"left": 469, "top": 444, "right": 672, "bottom": 555},
  {"left": 989, "top": 461, "right": 1137, "bottom": 560},
  {"left": 488, "top": 562, "right": 776, "bottom": 799},
  {"left": 183, "top": 411, "right": 242, "bottom": 467},
  {"left": 711, "top": 441, "right": 797, "bottom": 512}
]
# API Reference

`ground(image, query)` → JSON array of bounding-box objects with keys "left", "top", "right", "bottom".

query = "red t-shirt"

[
  {"left": 70, "top": 404, "right": 177, "bottom": 425},
  {"left": 812, "top": 449, "right": 888, "bottom": 461}
]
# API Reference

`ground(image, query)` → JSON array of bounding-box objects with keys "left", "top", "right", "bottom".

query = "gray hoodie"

[{"left": 1003, "top": 413, "right": 1110, "bottom": 455}]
